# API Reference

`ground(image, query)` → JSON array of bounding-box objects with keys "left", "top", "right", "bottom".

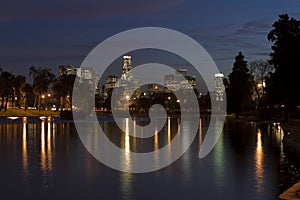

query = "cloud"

[
  {"left": 0, "top": 0, "right": 185, "bottom": 21},
  {"left": 235, "top": 20, "right": 271, "bottom": 36}
]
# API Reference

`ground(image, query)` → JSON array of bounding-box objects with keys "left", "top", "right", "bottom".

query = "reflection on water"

[
  {"left": 120, "top": 118, "right": 131, "bottom": 170},
  {"left": 1, "top": 116, "right": 300, "bottom": 199},
  {"left": 124, "top": 118, "right": 130, "bottom": 153},
  {"left": 199, "top": 118, "right": 202, "bottom": 148},
  {"left": 167, "top": 117, "right": 171, "bottom": 144},
  {"left": 255, "top": 128, "right": 264, "bottom": 194},
  {"left": 213, "top": 119, "right": 224, "bottom": 187},
  {"left": 120, "top": 118, "right": 132, "bottom": 200},
  {"left": 20, "top": 117, "right": 55, "bottom": 188},
  {"left": 40, "top": 118, "right": 53, "bottom": 188},
  {"left": 22, "top": 117, "right": 29, "bottom": 182}
]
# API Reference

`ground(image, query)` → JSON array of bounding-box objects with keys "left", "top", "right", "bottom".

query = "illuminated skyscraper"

[
  {"left": 121, "top": 55, "right": 133, "bottom": 81},
  {"left": 214, "top": 73, "right": 225, "bottom": 101},
  {"left": 164, "top": 69, "right": 196, "bottom": 91},
  {"left": 117, "top": 55, "right": 140, "bottom": 110}
]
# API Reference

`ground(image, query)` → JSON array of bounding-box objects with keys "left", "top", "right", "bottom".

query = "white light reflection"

[
  {"left": 120, "top": 118, "right": 132, "bottom": 200},
  {"left": 213, "top": 118, "right": 224, "bottom": 187},
  {"left": 125, "top": 118, "right": 130, "bottom": 153},
  {"left": 40, "top": 118, "right": 53, "bottom": 187}
]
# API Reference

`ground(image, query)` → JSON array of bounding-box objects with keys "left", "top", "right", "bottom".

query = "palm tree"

[
  {"left": 20, "top": 83, "right": 33, "bottom": 111},
  {"left": 0, "top": 71, "right": 14, "bottom": 111},
  {"left": 11, "top": 75, "right": 26, "bottom": 108},
  {"left": 29, "top": 66, "right": 55, "bottom": 111},
  {"left": 52, "top": 74, "right": 76, "bottom": 110}
]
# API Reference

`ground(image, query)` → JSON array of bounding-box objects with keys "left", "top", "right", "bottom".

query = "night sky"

[{"left": 1, "top": 0, "right": 300, "bottom": 83}]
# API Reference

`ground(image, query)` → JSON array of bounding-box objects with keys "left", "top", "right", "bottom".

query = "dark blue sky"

[{"left": 1, "top": 0, "right": 300, "bottom": 80}]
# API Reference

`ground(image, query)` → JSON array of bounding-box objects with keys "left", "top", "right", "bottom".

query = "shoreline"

[
  {"left": 0, "top": 108, "right": 59, "bottom": 117},
  {"left": 281, "top": 123, "right": 300, "bottom": 161}
]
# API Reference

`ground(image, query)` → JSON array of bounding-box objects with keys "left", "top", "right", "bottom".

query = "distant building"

[
  {"left": 59, "top": 65, "right": 100, "bottom": 93},
  {"left": 119, "top": 55, "right": 140, "bottom": 95},
  {"left": 164, "top": 69, "right": 196, "bottom": 91},
  {"left": 103, "top": 75, "right": 119, "bottom": 99},
  {"left": 78, "top": 67, "right": 95, "bottom": 81},
  {"left": 58, "top": 65, "right": 77, "bottom": 76},
  {"left": 176, "top": 68, "right": 188, "bottom": 76},
  {"left": 214, "top": 73, "right": 225, "bottom": 101},
  {"left": 108, "top": 56, "right": 141, "bottom": 110},
  {"left": 121, "top": 55, "right": 133, "bottom": 81},
  {"left": 105, "top": 75, "right": 118, "bottom": 90}
]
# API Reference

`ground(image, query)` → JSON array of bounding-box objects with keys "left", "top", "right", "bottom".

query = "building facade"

[
  {"left": 214, "top": 73, "right": 225, "bottom": 101},
  {"left": 164, "top": 69, "right": 196, "bottom": 91}
]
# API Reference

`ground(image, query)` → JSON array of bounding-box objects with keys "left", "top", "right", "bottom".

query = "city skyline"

[{"left": 1, "top": 0, "right": 300, "bottom": 80}]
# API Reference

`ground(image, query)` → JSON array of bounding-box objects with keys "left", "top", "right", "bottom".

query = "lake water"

[{"left": 0, "top": 116, "right": 299, "bottom": 200}]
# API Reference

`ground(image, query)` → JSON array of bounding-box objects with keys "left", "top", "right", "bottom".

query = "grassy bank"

[{"left": 0, "top": 108, "right": 59, "bottom": 117}]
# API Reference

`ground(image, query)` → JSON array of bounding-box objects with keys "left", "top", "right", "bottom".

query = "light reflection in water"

[
  {"left": 41, "top": 120, "right": 46, "bottom": 172},
  {"left": 213, "top": 118, "right": 224, "bottom": 187},
  {"left": 22, "top": 117, "right": 29, "bottom": 181},
  {"left": 274, "top": 123, "right": 285, "bottom": 163},
  {"left": 154, "top": 126, "right": 159, "bottom": 169},
  {"left": 255, "top": 128, "right": 264, "bottom": 194},
  {"left": 40, "top": 118, "right": 53, "bottom": 187},
  {"left": 47, "top": 120, "right": 53, "bottom": 172},
  {"left": 125, "top": 118, "right": 130, "bottom": 153},
  {"left": 120, "top": 118, "right": 132, "bottom": 200},
  {"left": 199, "top": 118, "right": 203, "bottom": 149},
  {"left": 181, "top": 119, "right": 191, "bottom": 181},
  {"left": 167, "top": 117, "right": 171, "bottom": 144},
  {"left": 133, "top": 118, "right": 136, "bottom": 152},
  {"left": 154, "top": 127, "right": 159, "bottom": 151}
]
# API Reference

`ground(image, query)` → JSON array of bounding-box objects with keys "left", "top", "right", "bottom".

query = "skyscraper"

[
  {"left": 164, "top": 69, "right": 196, "bottom": 91},
  {"left": 117, "top": 55, "right": 140, "bottom": 110},
  {"left": 121, "top": 55, "right": 133, "bottom": 81},
  {"left": 214, "top": 73, "right": 225, "bottom": 101}
]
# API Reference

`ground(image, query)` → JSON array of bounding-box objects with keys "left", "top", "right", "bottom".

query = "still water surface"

[{"left": 0, "top": 116, "right": 299, "bottom": 200}]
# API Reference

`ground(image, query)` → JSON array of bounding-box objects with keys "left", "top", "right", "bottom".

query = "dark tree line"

[
  {"left": 0, "top": 69, "right": 26, "bottom": 111},
  {"left": 225, "top": 52, "right": 253, "bottom": 119},
  {"left": 225, "top": 13, "right": 300, "bottom": 121},
  {"left": 267, "top": 14, "right": 300, "bottom": 120},
  {"left": 0, "top": 66, "right": 76, "bottom": 112}
]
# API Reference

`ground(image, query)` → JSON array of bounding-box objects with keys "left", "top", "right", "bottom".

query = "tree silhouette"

[
  {"left": 29, "top": 66, "right": 55, "bottom": 111},
  {"left": 20, "top": 83, "right": 33, "bottom": 111},
  {"left": 0, "top": 71, "right": 14, "bottom": 111},
  {"left": 267, "top": 13, "right": 300, "bottom": 120},
  {"left": 52, "top": 74, "right": 76, "bottom": 110},
  {"left": 226, "top": 52, "right": 253, "bottom": 118},
  {"left": 12, "top": 75, "right": 26, "bottom": 108},
  {"left": 249, "top": 60, "right": 274, "bottom": 107}
]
